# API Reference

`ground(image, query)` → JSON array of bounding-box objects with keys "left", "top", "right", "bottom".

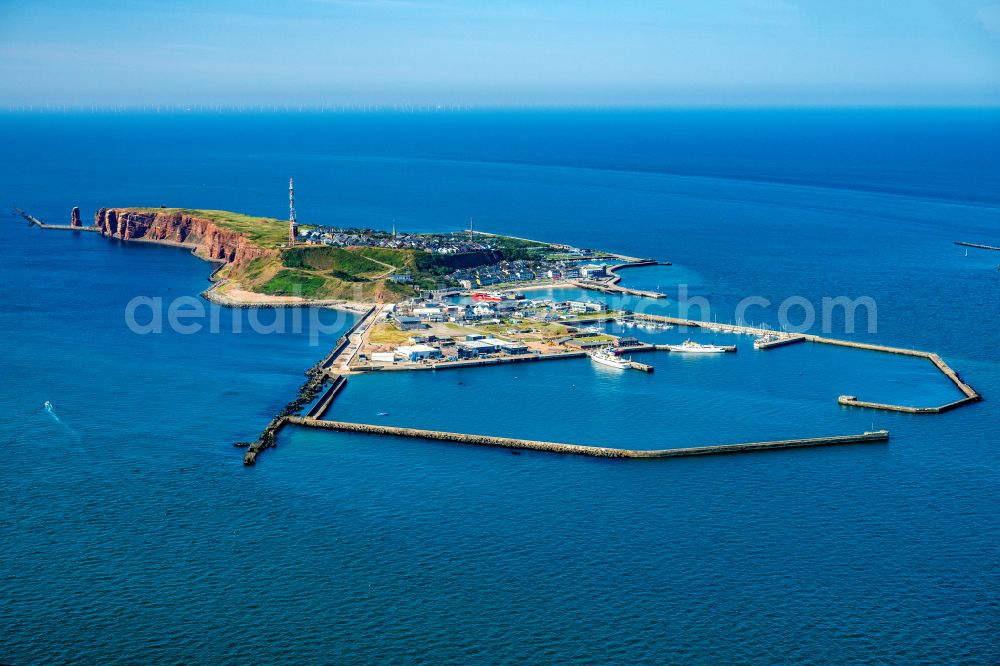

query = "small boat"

[
  {"left": 666, "top": 340, "right": 730, "bottom": 353},
  {"left": 377, "top": 412, "right": 390, "bottom": 416},
  {"left": 753, "top": 333, "right": 781, "bottom": 349},
  {"left": 589, "top": 347, "right": 631, "bottom": 369}
]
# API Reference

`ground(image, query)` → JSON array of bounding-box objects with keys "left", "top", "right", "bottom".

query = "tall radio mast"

[{"left": 288, "top": 177, "right": 297, "bottom": 242}]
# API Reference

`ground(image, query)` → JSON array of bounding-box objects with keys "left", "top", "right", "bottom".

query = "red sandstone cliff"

[{"left": 94, "top": 208, "right": 273, "bottom": 266}]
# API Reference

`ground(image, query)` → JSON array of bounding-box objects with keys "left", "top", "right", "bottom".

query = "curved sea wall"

[{"left": 94, "top": 208, "right": 274, "bottom": 266}]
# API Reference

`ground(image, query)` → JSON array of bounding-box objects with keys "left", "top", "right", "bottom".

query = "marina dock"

[
  {"left": 753, "top": 335, "right": 807, "bottom": 350},
  {"left": 288, "top": 417, "right": 889, "bottom": 459}
]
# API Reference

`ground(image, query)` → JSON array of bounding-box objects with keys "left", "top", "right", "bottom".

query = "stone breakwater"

[
  {"left": 287, "top": 418, "right": 890, "bottom": 459},
  {"left": 95, "top": 208, "right": 273, "bottom": 266},
  {"left": 242, "top": 307, "right": 376, "bottom": 465}
]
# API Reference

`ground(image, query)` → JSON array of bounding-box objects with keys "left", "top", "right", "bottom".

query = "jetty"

[
  {"left": 955, "top": 241, "right": 1000, "bottom": 251},
  {"left": 305, "top": 375, "right": 348, "bottom": 420},
  {"left": 16, "top": 208, "right": 99, "bottom": 232},
  {"left": 288, "top": 417, "right": 889, "bottom": 459},
  {"left": 753, "top": 335, "right": 807, "bottom": 350},
  {"left": 572, "top": 260, "right": 668, "bottom": 299}
]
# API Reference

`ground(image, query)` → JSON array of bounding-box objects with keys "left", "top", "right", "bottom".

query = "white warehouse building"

[{"left": 395, "top": 344, "right": 443, "bottom": 362}]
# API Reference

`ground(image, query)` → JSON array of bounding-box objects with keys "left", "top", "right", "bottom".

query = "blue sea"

[{"left": 1, "top": 110, "right": 998, "bottom": 664}]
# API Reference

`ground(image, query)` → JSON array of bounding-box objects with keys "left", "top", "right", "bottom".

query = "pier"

[
  {"left": 305, "top": 375, "right": 348, "bottom": 419},
  {"left": 320, "top": 306, "right": 376, "bottom": 370},
  {"left": 16, "top": 208, "right": 99, "bottom": 232},
  {"left": 288, "top": 417, "right": 889, "bottom": 459},
  {"left": 573, "top": 259, "right": 667, "bottom": 299},
  {"left": 753, "top": 335, "right": 807, "bottom": 350}
]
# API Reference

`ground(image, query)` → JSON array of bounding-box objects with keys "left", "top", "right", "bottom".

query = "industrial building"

[{"left": 395, "top": 345, "right": 442, "bottom": 362}]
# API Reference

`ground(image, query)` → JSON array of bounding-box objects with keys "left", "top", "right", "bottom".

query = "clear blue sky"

[{"left": 1, "top": 0, "right": 998, "bottom": 107}]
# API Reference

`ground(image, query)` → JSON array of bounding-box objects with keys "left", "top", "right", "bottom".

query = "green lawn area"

[
  {"left": 282, "top": 246, "right": 389, "bottom": 279},
  {"left": 571, "top": 335, "right": 616, "bottom": 344},
  {"left": 560, "top": 310, "right": 619, "bottom": 321},
  {"left": 540, "top": 323, "right": 571, "bottom": 336},
  {"left": 368, "top": 322, "right": 415, "bottom": 345},
  {"left": 258, "top": 270, "right": 329, "bottom": 298},
  {"left": 355, "top": 247, "right": 416, "bottom": 267}
]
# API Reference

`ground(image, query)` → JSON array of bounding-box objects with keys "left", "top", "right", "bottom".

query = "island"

[{"left": 19, "top": 205, "right": 981, "bottom": 463}]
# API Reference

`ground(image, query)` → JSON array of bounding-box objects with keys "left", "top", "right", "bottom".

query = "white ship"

[
  {"left": 589, "top": 347, "right": 631, "bottom": 369},
  {"left": 666, "top": 340, "right": 730, "bottom": 353}
]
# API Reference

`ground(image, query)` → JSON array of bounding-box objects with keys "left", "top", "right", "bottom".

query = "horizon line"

[{"left": 2, "top": 103, "right": 1000, "bottom": 114}]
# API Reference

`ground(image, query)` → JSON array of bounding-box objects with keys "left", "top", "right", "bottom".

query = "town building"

[
  {"left": 394, "top": 316, "right": 425, "bottom": 331},
  {"left": 395, "top": 344, "right": 442, "bottom": 362}
]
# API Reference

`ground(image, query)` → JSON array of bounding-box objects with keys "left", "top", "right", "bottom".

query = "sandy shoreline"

[{"left": 203, "top": 282, "right": 373, "bottom": 312}]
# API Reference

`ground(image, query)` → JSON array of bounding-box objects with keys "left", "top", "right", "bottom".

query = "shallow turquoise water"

[{"left": 1, "top": 111, "right": 997, "bottom": 664}]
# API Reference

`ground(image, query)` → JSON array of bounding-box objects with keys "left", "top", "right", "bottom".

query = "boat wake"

[{"left": 44, "top": 400, "right": 82, "bottom": 443}]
